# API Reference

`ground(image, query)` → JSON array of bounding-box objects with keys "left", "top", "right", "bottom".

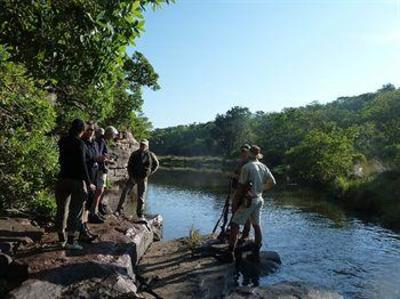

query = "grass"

[{"left": 185, "top": 226, "right": 203, "bottom": 251}]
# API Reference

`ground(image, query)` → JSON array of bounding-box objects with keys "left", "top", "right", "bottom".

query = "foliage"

[
  {"left": 152, "top": 84, "right": 400, "bottom": 187},
  {"left": 0, "top": 1, "right": 172, "bottom": 213},
  {"left": 285, "top": 128, "right": 357, "bottom": 185},
  {"left": 212, "top": 106, "right": 252, "bottom": 156},
  {"left": 29, "top": 190, "right": 57, "bottom": 218},
  {"left": 0, "top": 1, "right": 169, "bottom": 135},
  {"left": 0, "top": 48, "right": 58, "bottom": 211}
]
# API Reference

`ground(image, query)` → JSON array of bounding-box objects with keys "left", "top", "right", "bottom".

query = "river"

[{"left": 143, "top": 169, "right": 400, "bottom": 299}]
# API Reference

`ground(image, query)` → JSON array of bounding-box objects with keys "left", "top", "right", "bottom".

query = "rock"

[
  {"left": 7, "top": 279, "right": 62, "bottom": 299},
  {"left": 0, "top": 242, "right": 14, "bottom": 254},
  {"left": 0, "top": 218, "right": 44, "bottom": 242},
  {"left": 5, "top": 261, "right": 29, "bottom": 283},
  {"left": 8, "top": 215, "right": 162, "bottom": 299},
  {"left": 227, "top": 282, "right": 343, "bottom": 299},
  {"left": 0, "top": 253, "right": 13, "bottom": 277}
]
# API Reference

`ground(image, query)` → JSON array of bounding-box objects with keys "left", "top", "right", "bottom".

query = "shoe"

[
  {"left": 64, "top": 242, "right": 83, "bottom": 250},
  {"left": 89, "top": 213, "right": 105, "bottom": 224},
  {"left": 99, "top": 203, "right": 108, "bottom": 216},
  {"left": 81, "top": 223, "right": 98, "bottom": 241},
  {"left": 114, "top": 209, "right": 123, "bottom": 217}
]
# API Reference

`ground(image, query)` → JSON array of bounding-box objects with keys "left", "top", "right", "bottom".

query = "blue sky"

[{"left": 129, "top": 0, "right": 400, "bottom": 128}]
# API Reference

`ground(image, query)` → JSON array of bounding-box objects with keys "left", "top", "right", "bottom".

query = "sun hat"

[{"left": 140, "top": 139, "right": 149, "bottom": 147}]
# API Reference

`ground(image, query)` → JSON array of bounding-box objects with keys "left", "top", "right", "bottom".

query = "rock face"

[
  {"left": 227, "top": 282, "right": 344, "bottom": 299},
  {"left": 7, "top": 215, "right": 162, "bottom": 299}
]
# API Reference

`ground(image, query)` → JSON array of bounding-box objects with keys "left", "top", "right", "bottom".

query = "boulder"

[
  {"left": 0, "top": 218, "right": 44, "bottom": 242},
  {"left": 227, "top": 282, "right": 343, "bottom": 299}
]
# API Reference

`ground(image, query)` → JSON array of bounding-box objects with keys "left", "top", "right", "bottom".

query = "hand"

[{"left": 89, "top": 184, "right": 96, "bottom": 192}]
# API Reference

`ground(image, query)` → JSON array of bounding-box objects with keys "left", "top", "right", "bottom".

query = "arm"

[
  {"left": 127, "top": 152, "right": 135, "bottom": 178},
  {"left": 264, "top": 167, "right": 276, "bottom": 190},
  {"left": 79, "top": 141, "right": 92, "bottom": 188},
  {"left": 150, "top": 152, "right": 159, "bottom": 174}
]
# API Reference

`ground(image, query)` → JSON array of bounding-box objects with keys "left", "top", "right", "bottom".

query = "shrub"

[
  {"left": 0, "top": 47, "right": 58, "bottom": 212},
  {"left": 286, "top": 128, "right": 358, "bottom": 186}
]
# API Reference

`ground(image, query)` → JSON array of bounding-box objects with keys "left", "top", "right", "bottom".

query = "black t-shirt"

[{"left": 58, "top": 134, "right": 92, "bottom": 186}]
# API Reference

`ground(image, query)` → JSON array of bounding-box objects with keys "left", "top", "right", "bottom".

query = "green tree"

[
  {"left": 0, "top": 47, "right": 58, "bottom": 211},
  {"left": 212, "top": 106, "right": 252, "bottom": 156},
  {"left": 286, "top": 128, "right": 358, "bottom": 185}
]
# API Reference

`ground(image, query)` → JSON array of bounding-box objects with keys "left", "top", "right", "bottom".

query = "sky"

[{"left": 129, "top": 0, "right": 400, "bottom": 128}]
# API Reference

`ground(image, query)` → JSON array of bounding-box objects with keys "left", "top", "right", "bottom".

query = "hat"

[
  {"left": 240, "top": 143, "right": 251, "bottom": 151},
  {"left": 140, "top": 139, "right": 149, "bottom": 146},
  {"left": 250, "top": 145, "right": 263, "bottom": 160},
  {"left": 105, "top": 126, "right": 118, "bottom": 137}
]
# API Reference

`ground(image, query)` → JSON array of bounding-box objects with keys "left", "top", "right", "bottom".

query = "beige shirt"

[{"left": 239, "top": 160, "right": 276, "bottom": 197}]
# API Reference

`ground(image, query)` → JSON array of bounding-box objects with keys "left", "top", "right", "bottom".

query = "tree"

[
  {"left": 0, "top": 0, "right": 170, "bottom": 130},
  {"left": 212, "top": 106, "right": 252, "bottom": 156},
  {"left": 0, "top": 47, "right": 58, "bottom": 211},
  {"left": 286, "top": 128, "right": 358, "bottom": 185}
]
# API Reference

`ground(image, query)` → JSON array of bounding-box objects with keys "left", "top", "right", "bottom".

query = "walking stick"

[{"left": 212, "top": 179, "right": 232, "bottom": 234}]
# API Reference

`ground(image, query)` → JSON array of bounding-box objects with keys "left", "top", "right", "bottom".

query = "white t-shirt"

[{"left": 239, "top": 160, "right": 276, "bottom": 197}]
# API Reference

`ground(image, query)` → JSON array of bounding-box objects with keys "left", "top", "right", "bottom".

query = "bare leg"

[{"left": 91, "top": 187, "right": 104, "bottom": 214}]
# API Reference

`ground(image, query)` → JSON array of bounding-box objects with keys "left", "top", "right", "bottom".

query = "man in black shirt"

[{"left": 55, "top": 119, "right": 96, "bottom": 250}]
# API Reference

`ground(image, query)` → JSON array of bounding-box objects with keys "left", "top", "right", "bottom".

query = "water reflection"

[{"left": 147, "top": 169, "right": 400, "bottom": 299}]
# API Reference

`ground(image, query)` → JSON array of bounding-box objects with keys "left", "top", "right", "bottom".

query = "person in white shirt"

[{"left": 227, "top": 145, "right": 276, "bottom": 262}]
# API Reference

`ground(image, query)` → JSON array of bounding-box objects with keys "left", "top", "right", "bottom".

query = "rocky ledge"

[{"left": 4, "top": 214, "right": 162, "bottom": 299}]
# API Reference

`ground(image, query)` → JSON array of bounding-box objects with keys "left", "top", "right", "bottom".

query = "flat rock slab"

[
  {"left": 138, "top": 238, "right": 238, "bottom": 299},
  {"left": 227, "top": 281, "right": 344, "bottom": 299},
  {"left": 7, "top": 215, "right": 162, "bottom": 299},
  {"left": 0, "top": 218, "right": 44, "bottom": 242}
]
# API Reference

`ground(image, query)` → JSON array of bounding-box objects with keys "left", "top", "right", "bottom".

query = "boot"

[
  {"left": 65, "top": 234, "right": 83, "bottom": 250},
  {"left": 88, "top": 212, "right": 105, "bottom": 224}
]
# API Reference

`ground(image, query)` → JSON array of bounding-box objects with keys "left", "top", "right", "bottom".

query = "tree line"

[
  {"left": 151, "top": 84, "right": 400, "bottom": 186},
  {"left": 0, "top": 1, "right": 173, "bottom": 213}
]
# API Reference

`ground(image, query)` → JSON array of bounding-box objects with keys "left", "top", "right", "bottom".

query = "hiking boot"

[
  {"left": 79, "top": 231, "right": 97, "bottom": 243},
  {"left": 64, "top": 242, "right": 84, "bottom": 250},
  {"left": 99, "top": 203, "right": 108, "bottom": 216},
  {"left": 80, "top": 223, "right": 98, "bottom": 242},
  {"left": 88, "top": 213, "right": 105, "bottom": 224}
]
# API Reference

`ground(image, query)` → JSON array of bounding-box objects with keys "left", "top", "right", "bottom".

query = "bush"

[
  {"left": 29, "top": 190, "right": 57, "bottom": 218},
  {"left": 0, "top": 47, "right": 58, "bottom": 212},
  {"left": 286, "top": 128, "right": 358, "bottom": 186}
]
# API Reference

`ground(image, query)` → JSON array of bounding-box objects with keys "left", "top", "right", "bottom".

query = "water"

[{"left": 145, "top": 169, "right": 400, "bottom": 299}]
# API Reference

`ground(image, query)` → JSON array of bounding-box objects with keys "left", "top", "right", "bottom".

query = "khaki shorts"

[
  {"left": 96, "top": 170, "right": 107, "bottom": 188},
  {"left": 231, "top": 197, "right": 263, "bottom": 225}
]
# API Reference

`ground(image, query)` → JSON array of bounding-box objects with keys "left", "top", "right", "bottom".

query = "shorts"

[
  {"left": 96, "top": 170, "right": 107, "bottom": 188},
  {"left": 231, "top": 196, "right": 263, "bottom": 225}
]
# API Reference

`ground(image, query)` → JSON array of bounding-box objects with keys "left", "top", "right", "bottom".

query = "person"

[
  {"left": 55, "top": 119, "right": 96, "bottom": 250},
  {"left": 104, "top": 126, "right": 118, "bottom": 142},
  {"left": 231, "top": 144, "right": 252, "bottom": 241},
  {"left": 115, "top": 139, "right": 159, "bottom": 219},
  {"left": 225, "top": 145, "right": 276, "bottom": 262},
  {"left": 81, "top": 122, "right": 108, "bottom": 225},
  {"left": 90, "top": 128, "right": 109, "bottom": 217}
]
